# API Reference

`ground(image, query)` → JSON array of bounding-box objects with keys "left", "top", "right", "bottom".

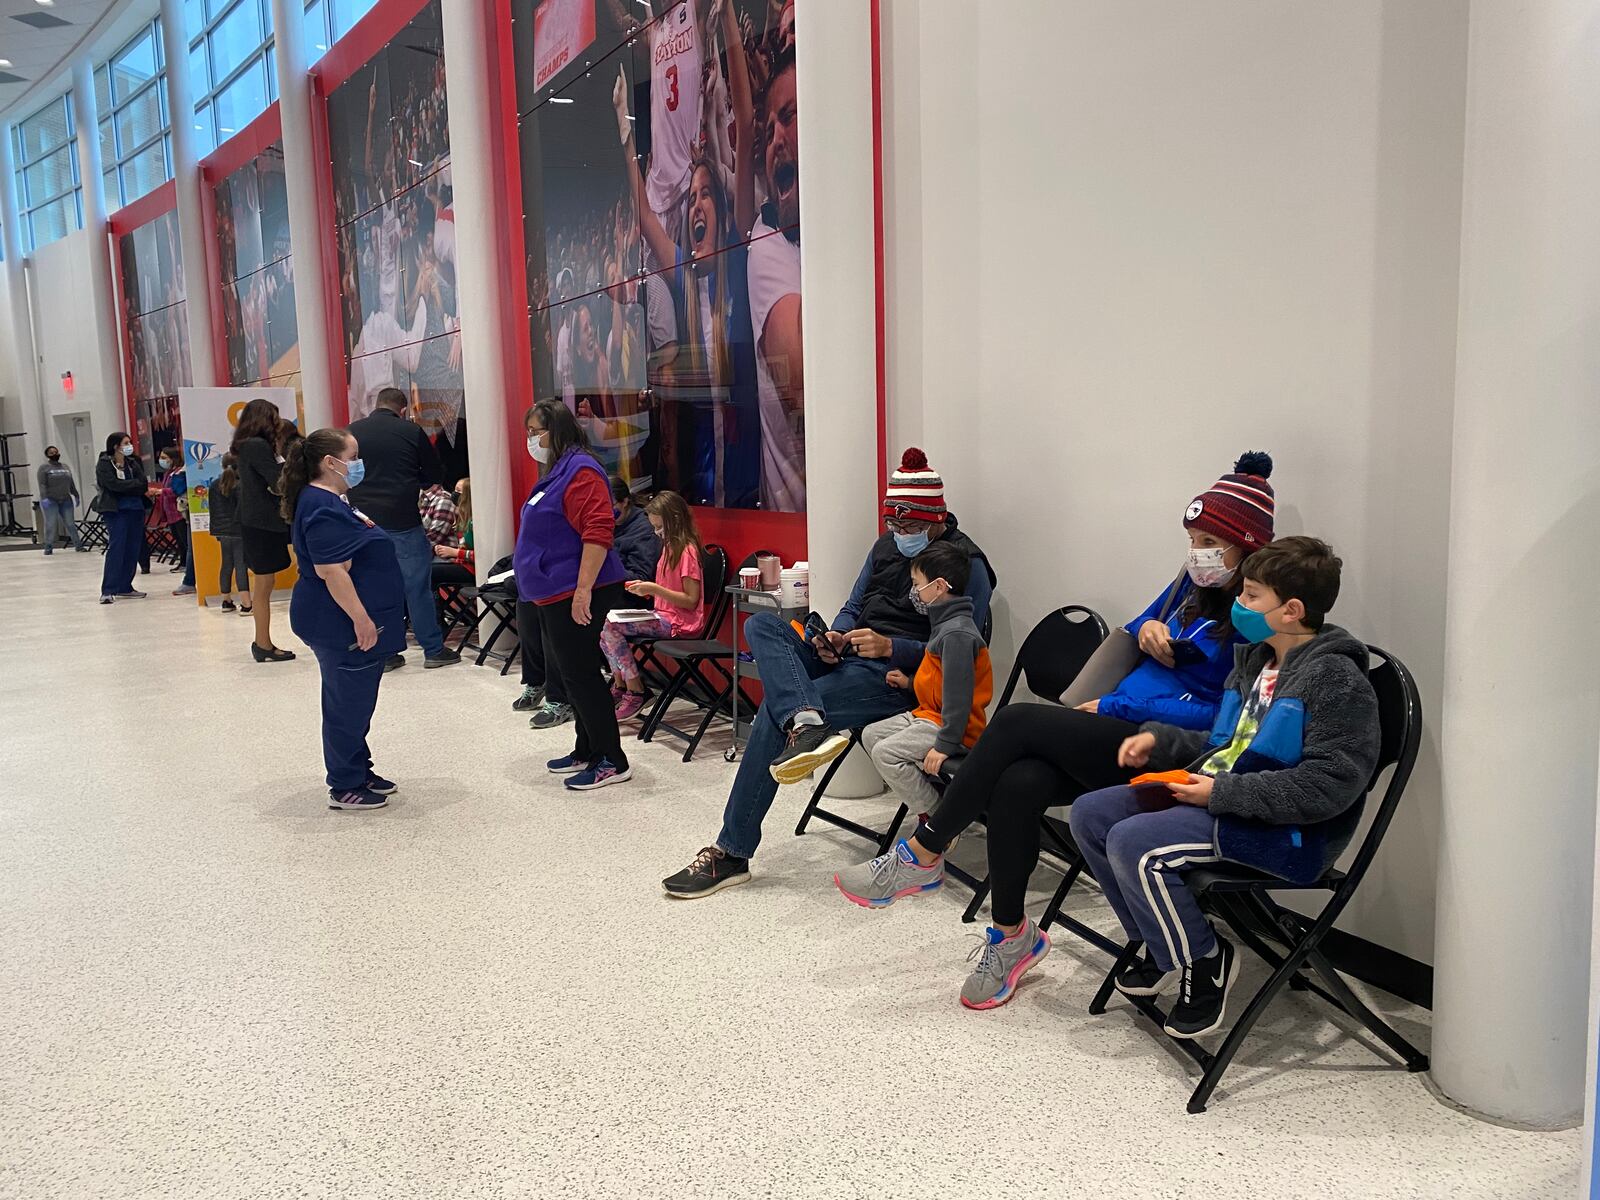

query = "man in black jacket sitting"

[
  {"left": 348, "top": 387, "right": 461, "bottom": 669},
  {"left": 662, "top": 449, "right": 996, "bottom": 899}
]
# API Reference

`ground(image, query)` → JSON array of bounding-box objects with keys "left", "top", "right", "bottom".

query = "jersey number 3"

[{"left": 666, "top": 64, "right": 680, "bottom": 112}]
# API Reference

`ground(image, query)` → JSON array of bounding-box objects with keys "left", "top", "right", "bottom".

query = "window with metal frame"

[
  {"left": 12, "top": 94, "right": 81, "bottom": 253},
  {"left": 185, "top": 0, "right": 378, "bottom": 154},
  {"left": 95, "top": 20, "right": 176, "bottom": 211}
]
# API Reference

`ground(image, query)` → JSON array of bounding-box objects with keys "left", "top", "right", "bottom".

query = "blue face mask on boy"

[
  {"left": 894, "top": 530, "right": 930, "bottom": 558},
  {"left": 1231, "top": 597, "right": 1283, "bottom": 644}
]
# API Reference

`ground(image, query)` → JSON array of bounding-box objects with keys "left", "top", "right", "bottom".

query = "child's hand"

[
  {"left": 1118, "top": 732, "right": 1157, "bottom": 768},
  {"left": 922, "top": 748, "right": 948, "bottom": 777},
  {"left": 885, "top": 669, "right": 910, "bottom": 690},
  {"left": 1168, "top": 773, "right": 1214, "bottom": 806},
  {"left": 625, "top": 580, "right": 656, "bottom": 597}
]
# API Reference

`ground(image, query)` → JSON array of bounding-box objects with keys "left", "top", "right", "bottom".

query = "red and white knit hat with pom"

[{"left": 882, "top": 448, "right": 947, "bottom": 524}]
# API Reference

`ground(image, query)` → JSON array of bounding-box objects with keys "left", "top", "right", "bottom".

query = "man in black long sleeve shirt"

[{"left": 347, "top": 387, "right": 459, "bottom": 668}]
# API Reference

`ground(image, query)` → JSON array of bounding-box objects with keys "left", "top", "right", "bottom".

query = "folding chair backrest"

[
  {"left": 699, "top": 544, "right": 732, "bottom": 635},
  {"left": 1332, "top": 645, "right": 1423, "bottom": 900},
  {"left": 997, "top": 605, "right": 1109, "bottom": 708}
]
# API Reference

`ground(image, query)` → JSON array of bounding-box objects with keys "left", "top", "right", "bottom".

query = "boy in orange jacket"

[{"left": 836, "top": 541, "right": 992, "bottom": 906}]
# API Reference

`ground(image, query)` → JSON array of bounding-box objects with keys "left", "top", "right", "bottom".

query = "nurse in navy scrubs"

[{"left": 281, "top": 427, "right": 408, "bottom": 811}]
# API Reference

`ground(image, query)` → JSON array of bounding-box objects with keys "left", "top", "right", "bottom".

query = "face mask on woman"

[
  {"left": 338, "top": 458, "right": 366, "bottom": 488},
  {"left": 120, "top": 443, "right": 134, "bottom": 458},
  {"left": 1186, "top": 546, "right": 1235, "bottom": 589},
  {"left": 528, "top": 434, "right": 552, "bottom": 465}
]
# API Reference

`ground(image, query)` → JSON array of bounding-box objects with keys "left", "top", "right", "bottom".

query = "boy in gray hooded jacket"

[{"left": 1068, "top": 536, "right": 1380, "bottom": 1039}]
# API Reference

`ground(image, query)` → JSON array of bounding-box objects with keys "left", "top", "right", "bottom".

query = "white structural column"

[
  {"left": 70, "top": 59, "right": 127, "bottom": 447},
  {"left": 158, "top": 0, "right": 218, "bottom": 387},
  {"left": 1432, "top": 0, "right": 1600, "bottom": 1126},
  {"left": 269, "top": 0, "right": 336, "bottom": 429},
  {"left": 794, "top": 0, "right": 878, "bottom": 613},
  {"left": 0, "top": 124, "right": 48, "bottom": 478},
  {"left": 795, "top": 0, "right": 885, "bottom": 798},
  {"left": 439, "top": 0, "right": 511, "bottom": 579}
]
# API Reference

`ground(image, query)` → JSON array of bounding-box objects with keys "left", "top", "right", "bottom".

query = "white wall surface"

[
  {"left": 880, "top": 0, "right": 1469, "bottom": 965},
  {"left": 29, "top": 229, "right": 124, "bottom": 449},
  {"left": 0, "top": 271, "right": 22, "bottom": 434}
]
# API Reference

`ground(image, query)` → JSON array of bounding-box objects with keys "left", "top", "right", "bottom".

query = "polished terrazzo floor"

[{"left": 0, "top": 549, "right": 1583, "bottom": 1198}]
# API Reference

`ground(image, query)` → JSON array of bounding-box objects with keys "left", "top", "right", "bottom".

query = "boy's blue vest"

[{"left": 513, "top": 450, "right": 626, "bottom": 604}]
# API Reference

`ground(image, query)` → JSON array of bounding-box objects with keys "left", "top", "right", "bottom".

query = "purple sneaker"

[
  {"left": 614, "top": 691, "right": 650, "bottom": 721},
  {"left": 564, "top": 757, "right": 633, "bottom": 791},
  {"left": 328, "top": 787, "right": 388, "bottom": 811}
]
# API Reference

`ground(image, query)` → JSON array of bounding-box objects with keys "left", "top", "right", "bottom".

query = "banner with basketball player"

[
  {"left": 214, "top": 141, "right": 302, "bottom": 393},
  {"left": 514, "top": 0, "right": 805, "bottom": 514}
]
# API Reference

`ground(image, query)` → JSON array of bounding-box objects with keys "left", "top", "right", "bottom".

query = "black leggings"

[
  {"left": 918, "top": 704, "right": 1139, "bottom": 926},
  {"left": 537, "top": 582, "right": 629, "bottom": 769},
  {"left": 517, "top": 599, "right": 566, "bottom": 704}
]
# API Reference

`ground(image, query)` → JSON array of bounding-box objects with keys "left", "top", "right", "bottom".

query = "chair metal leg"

[
  {"left": 1186, "top": 933, "right": 1319, "bottom": 1114},
  {"left": 875, "top": 804, "right": 911, "bottom": 855},
  {"left": 640, "top": 666, "right": 695, "bottom": 743},
  {"left": 1301, "top": 946, "right": 1429, "bottom": 1072},
  {"left": 1038, "top": 859, "right": 1085, "bottom": 932},
  {"left": 960, "top": 876, "right": 991, "bottom": 923},
  {"left": 1090, "top": 940, "right": 1144, "bottom": 1015},
  {"left": 793, "top": 737, "right": 858, "bottom": 836}
]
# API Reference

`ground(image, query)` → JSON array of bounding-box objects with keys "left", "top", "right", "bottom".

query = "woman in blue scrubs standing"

[{"left": 280, "top": 427, "right": 407, "bottom": 811}]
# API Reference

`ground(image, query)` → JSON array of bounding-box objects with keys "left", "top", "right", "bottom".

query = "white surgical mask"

[
  {"left": 1186, "top": 546, "right": 1235, "bottom": 589},
  {"left": 528, "top": 434, "right": 552, "bottom": 464}
]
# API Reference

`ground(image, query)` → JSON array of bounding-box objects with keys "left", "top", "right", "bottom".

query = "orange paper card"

[{"left": 1129, "top": 770, "right": 1193, "bottom": 787}]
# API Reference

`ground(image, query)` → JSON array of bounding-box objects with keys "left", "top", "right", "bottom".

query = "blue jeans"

[
  {"left": 40, "top": 498, "right": 82, "bottom": 551},
  {"left": 384, "top": 526, "right": 444, "bottom": 657},
  {"left": 1069, "top": 785, "right": 1221, "bottom": 972},
  {"left": 312, "top": 645, "right": 386, "bottom": 791},
  {"left": 100, "top": 508, "right": 143, "bottom": 596},
  {"left": 715, "top": 612, "right": 913, "bottom": 859}
]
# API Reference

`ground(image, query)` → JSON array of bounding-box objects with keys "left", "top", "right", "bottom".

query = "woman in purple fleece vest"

[{"left": 515, "top": 399, "right": 632, "bottom": 793}]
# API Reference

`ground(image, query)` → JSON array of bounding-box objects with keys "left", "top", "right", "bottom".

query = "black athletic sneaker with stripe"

[
  {"left": 1163, "top": 936, "right": 1238, "bottom": 1039},
  {"left": 663, "top": 846, "right": 751, "bottom": 899}
]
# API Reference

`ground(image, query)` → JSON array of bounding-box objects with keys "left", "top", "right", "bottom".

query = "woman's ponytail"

[{"left": 278, "top": 428, "right": 350, "bottom": 523}]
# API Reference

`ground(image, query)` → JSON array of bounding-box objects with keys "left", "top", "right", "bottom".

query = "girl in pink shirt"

[{"left": 601, "top": 490, "right": 706, "bottom": 720}]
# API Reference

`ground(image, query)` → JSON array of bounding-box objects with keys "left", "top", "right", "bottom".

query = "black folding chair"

[
  {"left": 793, "top": 604, "right": 1004, "bottom": 870},
  {"left": 934, "top": 605, "right": 1111, "bottom": 925},
  {"left": 637, "top": 546, "right": 747, "bottom": 762},
  {"left": 81, "top": 511, "right": 110, "bottom": 551},
  {"left": 1086, "top": 644, "right": 1429, "bottom": 1113},
  {"left": 462, "top": 556, "right": 521, "bottom": 672}
]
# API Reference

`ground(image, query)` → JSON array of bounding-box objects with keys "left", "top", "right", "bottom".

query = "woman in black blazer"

[{"left": 232, "top": 397, "right": 296, "bottom": 662}]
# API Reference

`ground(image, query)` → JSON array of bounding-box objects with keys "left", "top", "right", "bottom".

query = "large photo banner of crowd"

[
  {"left": 515, "top": 0, "right": 805, "bottom": 512},
  {"left": 214, "top": 142, "right": 301, "bottom": 389},
  {"left": 326, "top": 0, "right": 466, "bottom": 479},
  {"left": 117, "top": 209, "right": 195, "bottom": 464}
]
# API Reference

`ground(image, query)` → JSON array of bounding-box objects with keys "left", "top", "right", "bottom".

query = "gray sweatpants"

[{"left": 862, "top": 712, "right": 944, "bottom": 815}]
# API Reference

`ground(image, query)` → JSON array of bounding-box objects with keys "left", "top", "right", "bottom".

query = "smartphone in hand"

[{"left": 348, "top": 625, "right": 385, "bottom": 652}]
